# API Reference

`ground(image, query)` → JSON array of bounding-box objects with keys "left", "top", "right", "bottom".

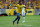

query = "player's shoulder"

[
  {"left": 22, "top": 4, "right": 25, "bottom": 6},
  {"left": 16, "top": 4, "right": 19, "bottom": 6}
]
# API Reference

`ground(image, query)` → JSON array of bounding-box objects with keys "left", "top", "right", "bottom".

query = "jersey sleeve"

[
  {"left": 22, "top": 5, "right": 25, "bottom": 7},
  {"left": 15, "top": 4, "right": 19, "bottom": 7},
  {"left": 22, "top": 5, "right": 26, "bottom": 8}
]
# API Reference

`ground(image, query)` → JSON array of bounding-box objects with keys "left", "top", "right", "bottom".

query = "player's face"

[{"left": 20, "top": 2, "right": 22, "bottom": 5}]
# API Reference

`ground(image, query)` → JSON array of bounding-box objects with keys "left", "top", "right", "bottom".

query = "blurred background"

[
  {"left": 0, "top": 0, "right": 40, "bottom": 16},
  {"left": 0, "top": 0, "right": 40, "bottom": 27}
]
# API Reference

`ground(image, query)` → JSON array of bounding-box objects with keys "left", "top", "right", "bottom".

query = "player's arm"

[
  {"left": 13, "top": 4, "right": 19, "bottom": 7},
  {"left": 23, "top": 5, "right": 26, "bottom": 8}
]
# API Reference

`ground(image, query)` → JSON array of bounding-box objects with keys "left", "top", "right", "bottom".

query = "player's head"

[{"left": 19, "top": 1, "right": 22, "bottom": 5}]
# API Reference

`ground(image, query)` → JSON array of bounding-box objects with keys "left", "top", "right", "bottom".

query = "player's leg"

[
  {"left": 17, "top": 17, "right": 20, "bottom": 24},
  {"left": 13, "top": 18, "right": 18, "bottom": 25},
  {"left": 17, "top": 13, "right": 20, "bottom": 24},
  {"left": 23, "top": 16, "right": 25, "bottom": 22},
  {"left": 22, "top": 11, "right": 25, "bottom": 23}
]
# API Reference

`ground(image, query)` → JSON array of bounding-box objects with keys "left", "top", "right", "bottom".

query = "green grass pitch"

[{"left": 0, "top": 15, "right": 40, "bottom": 27}]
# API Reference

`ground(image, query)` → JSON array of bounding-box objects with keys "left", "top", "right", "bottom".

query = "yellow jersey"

[{"left": 16, "top": 4, "right": 25, "bottom": 14}]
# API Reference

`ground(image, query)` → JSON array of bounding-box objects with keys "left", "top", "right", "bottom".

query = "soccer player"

[
  {"left": 17, "top": 2, "right": 26, "bottom": 23},
  {"left": 13, "top": 13, "right": 20, "bottom": 25},
  {"left": 13, "top": 2, "right": 26, "bottom": 23},
  {"left": 22, "top": 7, "right": 25, "bottom": 23}
]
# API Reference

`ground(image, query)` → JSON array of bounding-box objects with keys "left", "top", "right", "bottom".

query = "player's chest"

[{"left": 18, "top": 6, "right": 23, "bottom": 9}]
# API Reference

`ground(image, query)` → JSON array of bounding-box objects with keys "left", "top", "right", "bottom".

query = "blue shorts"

[{"left": 17, "top": 13, "right": 20, "bottom": 16}]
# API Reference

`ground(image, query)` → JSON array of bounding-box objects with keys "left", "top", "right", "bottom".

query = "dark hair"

[{"left": 19, "top": 1, "right": 21, "bottom": 3}]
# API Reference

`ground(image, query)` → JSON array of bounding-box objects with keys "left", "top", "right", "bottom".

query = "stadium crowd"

[{"left": 0, "top": 0, "right": 40, "bottom": 9}]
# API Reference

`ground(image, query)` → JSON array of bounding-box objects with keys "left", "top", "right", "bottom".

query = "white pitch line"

[{"left": 13, "top": 24, "right": 32, "bottom": 26}]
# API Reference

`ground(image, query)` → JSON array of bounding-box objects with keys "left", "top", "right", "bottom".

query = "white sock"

[{"left": 23, "top": 17, "right": 25, "bottom": 21}]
